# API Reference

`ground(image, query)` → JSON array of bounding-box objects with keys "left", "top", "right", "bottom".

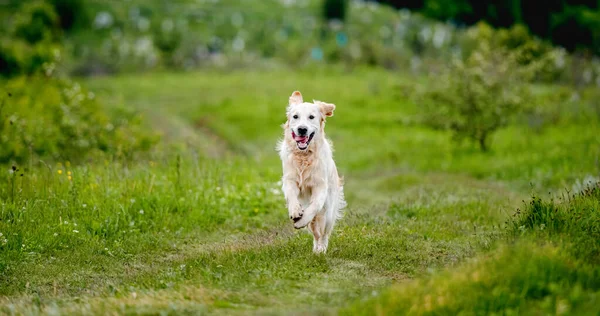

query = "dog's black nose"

[{"left": 297, "top": 127, "right": 308, "bottom": 136}]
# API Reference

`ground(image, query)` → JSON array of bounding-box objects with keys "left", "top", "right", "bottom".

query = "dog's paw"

[
  {"left": 289, "top": 204, "right": 303, "bottom": 223},
  {"left": 293, "top": 214, "right": 312, "bottom": 229},
  {"left": 313, "top": 244, "right": 327, "bottom": 254}
]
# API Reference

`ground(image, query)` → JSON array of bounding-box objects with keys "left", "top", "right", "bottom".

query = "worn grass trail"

[
  {"left": 1, "top": 68, "right": 597, "bottom": 314},
  {"left": 1, "top": 166, "right": 521, "bottom": 314}
]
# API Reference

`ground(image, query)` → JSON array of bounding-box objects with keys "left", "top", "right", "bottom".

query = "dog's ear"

[
  {"left": 289, "top": 91, "right": 303, "bottom": 105},
  {"left": 316, "top": 100, "right": 335, "bottom": 117}
]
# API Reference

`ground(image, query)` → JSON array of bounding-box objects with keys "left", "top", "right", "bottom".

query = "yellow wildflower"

[{"left": 57, "top": 170, "right": 63, "bottom": 175}]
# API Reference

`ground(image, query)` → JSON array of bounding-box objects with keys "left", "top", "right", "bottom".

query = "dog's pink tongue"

[
  {"left": 292, "top": 132, "right": 308, "bottom": 143},
  {"left": 294, "top": 136, "right": 308, "bottom": 143}
]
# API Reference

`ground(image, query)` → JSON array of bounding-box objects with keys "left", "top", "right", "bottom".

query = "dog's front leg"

[
  {"left": 294, "top": 181, "right": 328, "bottom": 229},
  {"left": 282, "top": 179, "right": 303, "bottom": 223}
]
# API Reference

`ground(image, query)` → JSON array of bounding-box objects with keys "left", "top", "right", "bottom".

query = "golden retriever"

[{"left": 278, "top": 91, "right": 346, "bottom": 254}]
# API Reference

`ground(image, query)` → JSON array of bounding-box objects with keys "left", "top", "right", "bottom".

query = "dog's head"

[{"left": 285, "top": 91, "right": 335, "bottom": 151}]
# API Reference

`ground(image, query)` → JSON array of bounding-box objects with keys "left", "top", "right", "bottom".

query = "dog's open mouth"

[{"left": 292, "top": 131, "right": 315, "bottom": 150}]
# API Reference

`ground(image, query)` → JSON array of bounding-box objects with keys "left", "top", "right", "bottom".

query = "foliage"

[
  {"left": 0, "top": 38, "right": 61, "bottom": 77},
  {"left": 55, "top": 0, "right": 464, "bottom": 73},
  {"left": 0, "top": 76, "right": 158, "bottom": 164},
  {"left": 152, "top": 19, "right": 183, "bottom": 67},
  {"left": 46, "top": 0, "right": 89, "bottom": 31},
  {"left": 26, "top": 0, "right": 596, "bottom": 86},
  {"left": 0, "top": 1, "right": 62, "bottom": 77},
  {"left": 322, "top": 0, "right": 348, "bottom": 22},
  {"left": 420, "top": 43, "right": 532, "bottom": 151},
  {"left": 461, "top": 22, "right": 566, "bottom": 82},
  {"left": 374, "top": 0, "right": 600, "bottom": 55},
  {"left": 509, "top": 182, "right": 600, "bottom": 261},
  {"left": 12, "top": 1, "right": 61, "bottom": 45},
  {"left": 550, "top": 3, "right": 600, "bottom": 54}
]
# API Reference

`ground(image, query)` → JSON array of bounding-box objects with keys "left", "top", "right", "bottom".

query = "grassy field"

[{"left": 1, "top": 67, "right": 599, "bottom": 314}]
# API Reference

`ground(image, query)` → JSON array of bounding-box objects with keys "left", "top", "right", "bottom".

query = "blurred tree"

[
  {"left": 420, "top": 43, "right": 532, "bottom": 151},
  {"left": 13, "top": 1, "right": 61, "bottom": 44},
  {"left": 423, "top": 0, "right": 471, "bottom": 21},
  {"left": 0, "top": 1, "right": 62, "bottom": 77},
  {"left": 372, "top": 0, "right": 422, "bottom": 10},
  {"left": 373, "top": 0, "right": 600, "bottom": 54},
  {"left": 153, "top": 19, "right": 183, "bottom": 67},
  {"left": 323, "top": 0, "right": 348, "bottom": 21},
  {"left": 550, "top": 4, "right": 600, "bottom": 53},
  {"left": 47, "top": 0, "right": 89, "bottom": 31}
]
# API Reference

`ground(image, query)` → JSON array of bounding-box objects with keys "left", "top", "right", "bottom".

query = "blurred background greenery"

[
  {"left": 1, "top": 0, "right": 599, "bottom": 80},
  {"left": 1, "top": 0, "right": 600, "bottom": 159}
]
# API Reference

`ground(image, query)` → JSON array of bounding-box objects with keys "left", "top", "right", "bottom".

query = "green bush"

[
  {"left": 0, "top": 76, "right": 158, "bottom": 164},
  {"left": 420, "top": 43, "right": 532, "bottom": 151},
  {"left": 510, "top": 182, "right": 600, "bottom": 244},
  {"left": 0, "top": 38, "right": 60, "bottom": 77},
  {"left": 0, "top": 1, "right": 63, "bottom": 78},
  {"left": 12, "top": 1, "right": 62, "bottom": 45},
  {"left": 152, "top": 19, "right": 183, "bottom": 67},
  {"left": 0, "top": 40, "right": 23, "bottom": 76},
  {"left": 462, "top": 22, "right": 565, "bottom": 82},
  {"left": 47, "top": 0, "right": 89, "bottom": 31}
]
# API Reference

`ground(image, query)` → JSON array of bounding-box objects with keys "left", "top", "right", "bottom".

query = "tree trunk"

[{"left": 479, "top": 134, "right": 488, "bottom": 152}]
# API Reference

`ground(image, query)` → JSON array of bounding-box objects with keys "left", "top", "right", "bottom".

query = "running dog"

[{"left": 278, "top": 91, "right": 346, "bottom": 254}]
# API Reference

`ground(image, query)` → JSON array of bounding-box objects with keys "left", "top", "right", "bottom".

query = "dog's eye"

[
  {"left": 309, "top": 115, "right": 315, "bottom": 120},
  {"left": 293, "top": 115, "right": 298, "bottom": 119}
]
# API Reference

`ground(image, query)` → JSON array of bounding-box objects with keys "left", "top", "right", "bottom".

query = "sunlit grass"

[
  {"left": 345, "top": 183, "right": 600, "bottom": 315},
  {"left": 0, "top": 67, "right": 598, "bottom": 314}
]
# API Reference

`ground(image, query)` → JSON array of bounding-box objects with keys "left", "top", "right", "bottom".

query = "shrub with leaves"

[
  {"left": 420, "top": 43, "right": 532, "bottom": 151},
  {"left": 461, "top": 22, "right": 567, "bottom": 83},
  {"left": 152, "top": 19, "right": 183, "bottom": 68},
  {"left": 509, "top": 182, "right": 600, "bottom": 261},
  {"left": 0, "top": 76, "right": 158, "bottom": 164},
  {"left": 12, "top": 1, "right": 62, "bottom": 45},
  {"left": 0, "top": 1, "right": 63, "bottom": 77}
]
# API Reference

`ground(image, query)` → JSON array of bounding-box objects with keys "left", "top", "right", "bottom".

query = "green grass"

[
  {"left": 345, "top": 183, "right": 600, "bottom": 315},
  {"left": 1, "top": 67, "right": 599, "bottom": 314}
]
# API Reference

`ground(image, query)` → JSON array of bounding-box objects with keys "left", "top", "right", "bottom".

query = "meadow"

[{"left": 0, "top": 66, "right": 599, "bottom": 315}]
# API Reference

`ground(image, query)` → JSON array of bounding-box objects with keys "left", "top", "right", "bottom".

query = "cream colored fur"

[{"left": 278, "top": 91, "right": 346, "bottom": 254}]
